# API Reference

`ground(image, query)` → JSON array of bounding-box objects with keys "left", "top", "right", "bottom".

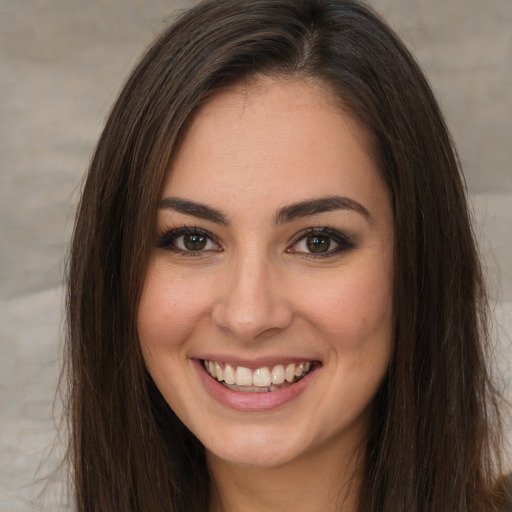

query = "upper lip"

[{"left": 194, "top": 355, "right": 321, "bottom": 370}]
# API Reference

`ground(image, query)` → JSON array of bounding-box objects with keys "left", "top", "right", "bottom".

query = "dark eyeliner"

[
  {"left": 289, "top": 227, "right": 356, "bottom": 257},
  {"left": 157, "top": 226, "right": 218, "bottom": 254}
]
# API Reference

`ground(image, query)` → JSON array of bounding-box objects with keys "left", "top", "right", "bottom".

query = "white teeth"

[
  {"left": 285, "top": 363, "right": 296, "bottom": 382},
  {"left": 215, "top": 362, "right": 223, "bottom": 382},
  {"left": 224, "top": 363, "right": 236, "bottom": 385},
  {"left": 253, "top": 367, "right": 271, "bottom": 387},
  {"left": 235, "top": 366, "right": 253, "bottom": 386},
  {"left": 204, "top": 360, "right": 313, "bottom": 389},
  {"left": 271, "top": 365, "right": 285, "bottom": 385}
]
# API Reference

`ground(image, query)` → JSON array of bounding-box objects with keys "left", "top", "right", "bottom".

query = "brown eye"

[
  {"left": 306, "top": 234, "right": 331, "bottom": 253},
  {"left": 183, "top": 233, "right": 207, "bottom": 251},
  {"left": 158, "top": 227, "right": 220, "bottom": 254},
  {"left": 288, "top": 227, "right": 355, "bottom": 258}
]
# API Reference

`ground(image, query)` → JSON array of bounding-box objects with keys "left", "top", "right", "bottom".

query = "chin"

[{"left": 204, "top": 429, "right": 308, "bottom": 468}]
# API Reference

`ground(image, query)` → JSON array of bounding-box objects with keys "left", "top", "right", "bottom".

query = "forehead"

[{"left": 163, "top": 76, "right": 386, "bottom": 219}]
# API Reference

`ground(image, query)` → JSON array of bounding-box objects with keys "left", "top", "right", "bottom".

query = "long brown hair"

[{"left": 66, "top": 0, "right": 507, "bottom": 510}]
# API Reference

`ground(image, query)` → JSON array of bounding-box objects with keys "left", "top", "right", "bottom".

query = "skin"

[{"left": 137, "top": 76, "right": 394, "bottom": 511}]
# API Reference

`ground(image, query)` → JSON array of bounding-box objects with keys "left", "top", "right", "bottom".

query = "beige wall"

[{"left": 1, "top": 1, "right": 511, "bottom": 509}]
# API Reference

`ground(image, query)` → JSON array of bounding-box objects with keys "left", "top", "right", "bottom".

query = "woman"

[{"left": 66, "top": 0, "right": 509, "bottom": 510}]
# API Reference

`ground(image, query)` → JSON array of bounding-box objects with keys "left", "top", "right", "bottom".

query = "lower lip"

[{"left": 194, "top": 359, "right": 318, "bottom": 412}]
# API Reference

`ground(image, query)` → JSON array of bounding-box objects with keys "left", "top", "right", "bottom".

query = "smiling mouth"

[{"left": 202, "top": 360, "right": 317, "bottom": 392}]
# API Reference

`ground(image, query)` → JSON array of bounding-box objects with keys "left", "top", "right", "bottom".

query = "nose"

[{"left": 211, "top": 251, "right": 294, "bottom": 343}]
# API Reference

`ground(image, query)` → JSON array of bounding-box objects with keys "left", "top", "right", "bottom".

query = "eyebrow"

[
  {"left": 159, "top": 195, "right": 372, "bottom": 225},
  {"left": 159, "top": 197, "right": 229, "bottom": 224},
  {"left": 273, "top": 196, "right": 372, "bottom": 225}
]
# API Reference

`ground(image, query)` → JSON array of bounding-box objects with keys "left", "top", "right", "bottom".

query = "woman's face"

[{"left": 138, "top": 77, "right": 394, "bottom": 469}]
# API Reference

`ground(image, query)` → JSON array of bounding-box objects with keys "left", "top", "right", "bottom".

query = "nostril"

[{"left": 211, "top": 296, "right": 293, "bottom": 342}]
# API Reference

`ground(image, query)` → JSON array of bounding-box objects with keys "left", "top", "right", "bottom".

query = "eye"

[
  {"left": 158, "top": 227, "right": 221, "bottom": 255},
  {"left": 288, "top": 228, "right": 354, "bottom": 257}
]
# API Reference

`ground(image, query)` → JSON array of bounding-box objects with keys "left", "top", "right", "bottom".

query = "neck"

[{"left": 207, "top": 436, "right": 364, "bottom": 512}]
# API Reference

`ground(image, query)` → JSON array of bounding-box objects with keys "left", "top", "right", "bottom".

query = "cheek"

[
  {"left": 137, "top": 263, "right": 213, "bottom": 355},
  {"left": 296, "top": 261, "right": 393, "bottom": 346}
]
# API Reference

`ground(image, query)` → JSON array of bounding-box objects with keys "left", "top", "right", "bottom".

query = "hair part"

[{"left": 66, "top": 1, "right": 507, "bottom": 510}]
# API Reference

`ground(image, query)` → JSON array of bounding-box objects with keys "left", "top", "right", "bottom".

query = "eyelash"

[
  {"left": 157, "top": 225, "right": 355, "bottom": 258},
  {"left": 157, "top": 226, "right": 221, "bottom": 257},
  {"left": 286, "top": 227, "right": 355, "bottom": 258}
]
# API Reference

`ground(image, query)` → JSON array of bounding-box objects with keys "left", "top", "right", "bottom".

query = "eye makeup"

[
  {"left": 286, "top": 226, "right": 356, "bottom": 258},
  {"left": 157, "top": 223, "right": 356, "bottom": 259},
  {"left": 157, "top": 226, "right": 221, "bottom": 256}
]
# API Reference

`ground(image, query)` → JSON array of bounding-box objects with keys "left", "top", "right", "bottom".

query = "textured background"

[{"left": 1, "top": 0, "right": 511, "bottom": 509}]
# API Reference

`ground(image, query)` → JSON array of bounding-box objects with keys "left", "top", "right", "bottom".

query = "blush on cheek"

[
  {"left": 138, "top": 266, "right": 211, "bottom": 345},
  {"left": 304, "top": 279, "right": 392, "bottom": 349}
]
